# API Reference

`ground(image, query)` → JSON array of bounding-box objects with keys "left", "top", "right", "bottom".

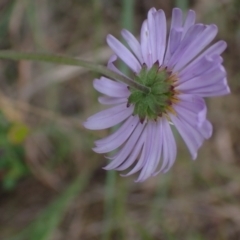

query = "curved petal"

[
  {"left": 176, "top": 65, "right": 227, "bottom": 92},
  {"left": 119, "top": 127, "right": 146, "bottom": 174},
  {"left": 121, "top": 30, "right": 144, "bottom": 63},
  {"left": 170, "top": 114, "right": 204, "bottom": 160},
  {"left": 173, "top": 24, "right": 218, "bottom": 71},
  {"left": 180, "top": 40, "right": 227, "bottom": 74},
  {"left": 93, "top": 77, "right": 130, "bottom": 98},
  {"left": 84, "top": 104, "right": 133, "bottom": 130},
  {"left": 104, "top": 121, "right": 145, "bottom": 170},
  {"left": 179, "top": 55, "right": 223, "bottom": 82},
  {"left": 122, "top": 127, "right": 148, "bottom": 177},
  {"left": 137, "top": 121, "right": 160, "bottom": 182},
  {"left": 140, "top": 20, "right": 151, "bottom": 68},
  {"left": 98, "top": 96, "right": 127, "bottom": 105},
  {"left": 147, "top": 8, "right": 158, "bottom": 64},
  {"left": 93, "top": 116, "right": 139, "bottom": 153},
  {"left": 155, "top": 9, "right": 167, "bottom": 64},
  {"left": 107, "top": 34, "right": 142, "bottom": 73},
  {"left": 167, "top": 24, "right": 205, "bottom": 69},
  {"left": 154, "top": 117, "right": 176, "bottom": 174},
  {"left": 200, "top": 120, "right": 213, "bottom": 139},
  {"left": 182, "top": 10, "right": 196, "bottom": 39},
  {"left": 94, "top": 115, "right": 135, "bottom": 146},
  {"left": 164, "top": 8, "right": 183, "bottom": 65},
  {"left": 107, "top": 55, "right": 130, "bottom": 81}
]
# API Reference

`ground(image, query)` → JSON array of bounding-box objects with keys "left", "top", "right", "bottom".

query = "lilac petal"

[
  {"left": 136, "top": 121, "right": 157, "bottom": 182},
  {"left": 94, "top": 115, "right": 135, "bottom": 146},
  {"left": 137, "top": 121, "right": 162, "bottom": 182},
  {"left": 173, "top": 24, "right": 218, "bottom": 71},
  {"left": 107, "top": 55, "right": 130, "bottom": 81},
  {"left": 177, "top": 94, "right": 206, "bottom": 114},
  {"left": 140, "top": 20, "right": 151, "bottom": 68},
  {"left": 179, "top": 55, "right": 223, "bottom": 82},
  {"left": 104, "top": 121, "right": 145, "bottom": 170},
  {"left": 119, "top": 128, "right": 146, "bottom": 173},
  {"left": 93, "top": 116, "right": 139, "bottom": 153},
  {"left": 181, "top": 40, "right": 227, "bottom": 74},
  {"left": 164, "top": 8, "right": 183, "bottom": 64},
  {"left": 182, "top": 10, "right": 196, "bottom": 39},
  {"left": 122, "top": 127, "right": 148, "bottom": 177},
  {"left": 107, "top": 34, "right": 141, "bottom": 72},
  {"left": 170, "top": 114, "right": 204, "bottom": 160},
  {"left": 154, "top": 118, "right": 176, "bottom": 174},
  {"left": 147, "top": 8, "right": 158, "bottom": 63},
  {"left": 166, "top": 24, "right": 205, "bottom": 68},
  {"left": 174, "top": 104, "right": 206, "bottom": 129},
  {"left": 84, "top": 104, "right": 133, "bottom": 130},
  {"left": 93, "top": 77, "right": 130, "bottom": 98},
  {"left": 200, "top": 120, "right": 213, "bottom": 139},
  {"left": 196, "top": 85, "right": 230, "bottom": 97},
  {"left": 170, "top": 28, "right": 183, "bottom": 56},
  {"left": 155, "top": 9, "right": 167, "bottom": 64},
  {"left": 121, "top": 29, "right": 144, "bottom": 63},
  {"left": 176, "top": 65, "right": 226, "bottom": 92},
  {"left": 98, "top": 96, "right": 127, "bottom": 105},
  {"left": 189, "top": 81, "right": 230, "bottom": 97},
  {"left": 115, "top": 125, "right": 146, "bottom": 171},
  {"left": 176, "top": 96, "right": 208, "bottom": 128}
]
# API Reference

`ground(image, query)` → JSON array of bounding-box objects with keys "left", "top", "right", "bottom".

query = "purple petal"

[
  {"left": 154, "top": 117, "right": 176, "bottom": 174},
  {"left": 140, "top": 20, "right": 151, "bottom": 68},
  {"left": 93, "top": 77, "right": 130, "bottom": 98},
  {"left": 176, "top": 65, "right": 226, "bottom": 92},
  {"left": 174, "top": 103, "right": 206, "bottom": 130},
  {"left": 154, "top": 10, "right": 167, "bottom": 65},
  {"left": 182, "top": 10, "right": 196, "bottom": 39},
  {"left": 98, "top": 96, "right": 127, "bottom": 105},
  {"left": 118, "top": 127, "right": 146, "bottom": 173},
  {"left": 107, "top": 34, "right": 142, "bottom": 72},
  {"left": 147, "top": 8, "right": 158, "bottom": 64},
  {"left": 166, "top": 24, "right": 205, "bottom": 68},
  {"left": 121, "top": 29, "right": 144, "bottom": 64},
  {"left": 189, "top": 81, "right": 230, "bottom": 97},
  {"left": 104, "top": 121, "right": 145, "bottom": 170},
  {"left": 170, "top": 114, "right": 204, "bottom": 160},
  {"left": 179, "top": 55, "right": 223, "bottom": 82},
  {"left": 107, "top": 55, "right": 130, "bottom": 81},
  {"left": 137, "top": 121, "right": 161, "bottom": 182},
  {"left": 122, "top": 127, "right": 148, "bottom": 177},
  {"left": 173, "top": 24, "right": 218, "bottom": 71},
  {"left": 181, "top": 40, "right": 227, "bottom": 74},
  {"left": 93, "top": 116, "right": 139, "bottom": 153},
  {"left": 200, "top": 120, "right": 213, "bottom": 139},
  {"left": 84, "top": 104, "right": 133, "bottom": 130},
  {"left": 164, "top": 8, "right": 183, "bottom": 64}
]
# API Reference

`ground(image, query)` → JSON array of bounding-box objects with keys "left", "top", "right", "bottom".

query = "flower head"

[{"left": 84, "top": 8, "right": 230, "bottom": 182}]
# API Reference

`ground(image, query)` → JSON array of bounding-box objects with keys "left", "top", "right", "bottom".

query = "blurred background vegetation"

[{"left": 0, "top": 0, "right": 239, "bottom": 239}]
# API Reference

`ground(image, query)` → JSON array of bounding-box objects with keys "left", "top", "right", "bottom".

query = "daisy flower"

[{"left": 84, "top": 8, "right": 230, "bottom": 182}]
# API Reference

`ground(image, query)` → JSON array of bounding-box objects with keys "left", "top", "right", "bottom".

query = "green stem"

[
  {"left": 175, "top": 0, "right": 188, "bottom": 11},
  {"left": 0, "top": 50, "right": 150, "bottom": 93}
]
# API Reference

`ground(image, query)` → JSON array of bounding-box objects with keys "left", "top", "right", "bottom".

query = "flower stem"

[{"left": 0, "top": 50, "right": 150, "bottom": 93}]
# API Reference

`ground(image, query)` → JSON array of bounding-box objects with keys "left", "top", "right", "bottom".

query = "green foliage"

[{"left": 0, "top": 112, "right": 29, "bottom": 190}]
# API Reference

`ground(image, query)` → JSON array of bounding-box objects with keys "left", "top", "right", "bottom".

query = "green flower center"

[{"left": 128, "top": 63, "right": 178, "bottom": 122}]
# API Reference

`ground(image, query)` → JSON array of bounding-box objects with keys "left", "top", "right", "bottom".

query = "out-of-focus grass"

[
  {"left": 0, "top": 0, "right": 240, "bottom": 240},
  {"left": 9, "top": 168, "right": 93, "bottom": 240}
]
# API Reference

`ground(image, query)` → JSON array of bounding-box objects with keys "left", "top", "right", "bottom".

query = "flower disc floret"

[{"left": 128, "top": 64, "right": 177, "bottom": 122}]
